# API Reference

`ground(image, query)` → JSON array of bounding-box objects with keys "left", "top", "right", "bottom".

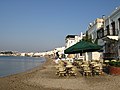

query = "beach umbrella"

[{"left": 64, "top": 40, "right": 101, "bottom": 54}]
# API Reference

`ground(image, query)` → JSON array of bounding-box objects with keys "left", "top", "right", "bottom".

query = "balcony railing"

[
  {"left": 97, "top": 29, "right": 119, "bottom": 39},
  {"left": 103, "top": 53, "right": 116, "bottom": 60},
  {"left": 104, "top": 29, "right": 118, "bottom": 36}
]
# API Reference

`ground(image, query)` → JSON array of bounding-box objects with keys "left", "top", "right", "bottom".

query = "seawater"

[{"left": 0, "top": 56, "right": 46, "bottom": 77}]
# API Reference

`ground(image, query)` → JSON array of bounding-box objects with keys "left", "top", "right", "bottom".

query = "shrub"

[{"left": 109, "top": 61, "right": 120, "bottom": 67}]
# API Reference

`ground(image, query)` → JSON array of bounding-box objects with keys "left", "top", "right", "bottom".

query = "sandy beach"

[{"left": 0, "top": 57, "right": 120, "bottom": 90}]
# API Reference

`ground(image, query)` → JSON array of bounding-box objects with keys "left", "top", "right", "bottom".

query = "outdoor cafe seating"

[
  {"left": 55, "top": 60, "right": 77, "bottom": 77},
  {"left": 76, "top": 59, "right": 103, "bottom": 76},
  {"left": 55, "top": 59, "right": 104, "bottom": 77}
]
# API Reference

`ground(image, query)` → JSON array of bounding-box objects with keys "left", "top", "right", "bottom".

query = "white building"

[
  {"left": 65, "top": 33, "right": 83, "bottom": 49},
  {"left": 97, "top": 7, "right": 120, "bottom": 60},
  {"left": 65, "top": 33, "right": 84, "bottom": 60},
  {"left": 26, "top": 52, "right": 34, "bottom": 57},
  {"left": 85, "top": 18, "right": 104, "bottom": 61},
  {"left": 20, "top": 53, "right": 26, "bottom": 56},
  {"left": 87, "top": 18, "right": 104, "bottom": 43}
]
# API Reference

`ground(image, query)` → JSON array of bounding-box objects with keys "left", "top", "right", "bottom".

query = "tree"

[{"left": 82, "top": 31, "right": 92, "bottom": 43}]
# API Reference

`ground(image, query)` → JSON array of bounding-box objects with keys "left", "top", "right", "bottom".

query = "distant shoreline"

[{"left": 0, "top": 55, "right": 42, "bottom": 57}]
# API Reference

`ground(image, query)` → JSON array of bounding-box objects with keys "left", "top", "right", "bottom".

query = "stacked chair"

[
  {"left": 55, "top": 60, "right": 67, "bottom": 77},
  {"left": 81, "top": 61, "right": 92, "bottom": 76},
  {"left": 92, "top": 62, "right": 103, "bottom": 75},
  {"left": 80, "top": 60, "right": 103, "bottom": 76},
  {"left": 65, "top": 61, "right": 77, "bottom": 76},
  {"left": 55, "top": 60, "right": 77, "bottom": 77}
]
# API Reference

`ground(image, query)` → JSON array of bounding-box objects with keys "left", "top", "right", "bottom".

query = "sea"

[{"left": 0, "top": 56, "right": 46, "bottom": 77}]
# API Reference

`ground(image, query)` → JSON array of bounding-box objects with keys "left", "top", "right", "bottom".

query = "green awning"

[{"left": 64, "top": 41, "right": 101, "bottom": 54}]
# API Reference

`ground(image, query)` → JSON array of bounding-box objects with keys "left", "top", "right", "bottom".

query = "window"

[
  {"left": 106, "top": 25, "right": 110, "bottom": 35},
  {"left": 118, "top": 18, "right": 120, "bottom": 30},
  {"left": 97, "top": 28, "right": 104, "bottom": 38},
  {"left": 111, "top": 21, "right": 115, "bottom": 35}
]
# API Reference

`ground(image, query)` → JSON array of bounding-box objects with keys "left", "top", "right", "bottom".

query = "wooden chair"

[
  {"left": 82, "top": 66, "right": 92, "bottom": 76},
  {"left": 67, "top": 66, "right": 77, "bottom": 76},
  {"left": 58, "top": 67, "right": 67, "bottom": 77},
  {"left": 92, "top": 64, "right": 103, "bottom": 75}
]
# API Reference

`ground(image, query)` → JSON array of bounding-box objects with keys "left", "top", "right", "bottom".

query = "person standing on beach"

[{"left": 56, "top": 52, "right": 59, "bottom": 59}]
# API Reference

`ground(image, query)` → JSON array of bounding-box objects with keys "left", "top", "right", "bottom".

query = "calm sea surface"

[{"left": 0, "top": 56, "right": 46, "bottom": 77}]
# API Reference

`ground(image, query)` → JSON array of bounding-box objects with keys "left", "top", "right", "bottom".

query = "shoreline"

[
  {"left": 0, "top": 57, "right": 55, "bottom": 90},
  {"left": 0, "top": 57, "right": 46, "bottom": 78},
  {"left": 0, "top": 56, "right": 49, "bottom": 78},
  {"left": 0, "top": 57, "right": 120, "bottom": 90}
]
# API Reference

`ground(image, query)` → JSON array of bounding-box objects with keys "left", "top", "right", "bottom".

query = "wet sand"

[{"left": 0, "top": 57, "right": 120, "bottom": 90}]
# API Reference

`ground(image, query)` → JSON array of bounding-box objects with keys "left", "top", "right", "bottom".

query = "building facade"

[
  {"left": 97, "top": 7, "right": 120, "bottom": 60},
  {"left": 87, "top": 18, "right": 104, "bottom": 43},
  {"left": 85, "top": 18, "right": 104, "bottom": 60},
  {"left": 65, "top": 34, "right": 82, "bottom": 49}
]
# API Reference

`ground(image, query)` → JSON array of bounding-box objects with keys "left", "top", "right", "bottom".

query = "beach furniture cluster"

[
  {"left": 55, "top": 60, "right": 77, "bottom": 77},
  {"left": 74, "top": 60, "right": 103, "bottom": 76},
  {"left": 55, "top": 59, "right": 104, "bottom": 77}
]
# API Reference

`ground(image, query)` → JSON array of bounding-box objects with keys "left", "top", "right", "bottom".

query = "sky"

[{"left": 0, "top": 0, "right": 120, "bottom": 52}]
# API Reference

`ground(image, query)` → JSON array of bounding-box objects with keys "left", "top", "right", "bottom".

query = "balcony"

[
  {"left": 104, "top": 29, "right": 118, "bottom": 36},
  {"left": 97, "top": 29, "right": 118, "bottom": 41}
]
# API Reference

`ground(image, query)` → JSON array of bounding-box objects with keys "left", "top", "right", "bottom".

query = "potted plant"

[{"left": 109, "top": 61, "right": 120, "bottom": 75}]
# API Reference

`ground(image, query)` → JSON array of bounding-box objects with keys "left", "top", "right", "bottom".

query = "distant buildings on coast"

[
  {"left": 0, "top": 51, "right": 49, "bottom": 57},
  {"left": 0, "top": 48, "right": 65, "bottom": 58}
]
